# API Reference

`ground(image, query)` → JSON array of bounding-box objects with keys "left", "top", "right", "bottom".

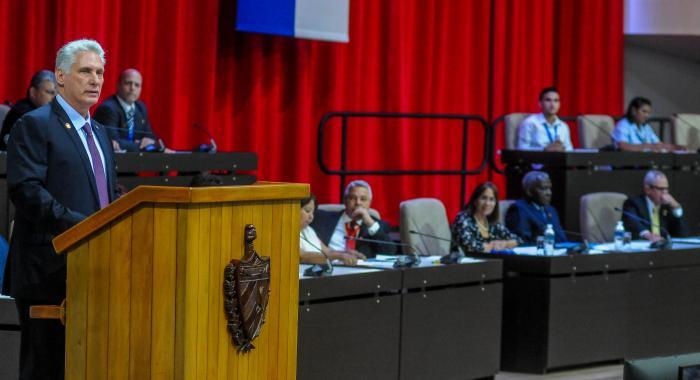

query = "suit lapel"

[{"left": 51, "top": 100, "right": 100, "bottom": 207}]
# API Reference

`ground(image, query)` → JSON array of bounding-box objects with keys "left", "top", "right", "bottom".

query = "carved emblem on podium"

[{"left": 224, "top": 224, "right": 271, "bottom": 353}]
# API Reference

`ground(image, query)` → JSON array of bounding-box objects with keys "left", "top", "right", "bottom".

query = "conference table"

[
  {"left": 501, "top": 150, "right": 700, "bottom": 236},
  {"left": 470, "top": 240, "right": 700, "bottom": 374},
  {"left": 297, "top": 256, "right": 503, "bottom": 380}
]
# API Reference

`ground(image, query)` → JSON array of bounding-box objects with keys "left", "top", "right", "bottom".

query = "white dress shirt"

[
  {"left": 328, "top": 211, "right": 380, "bottom": 251},
  {"left": 516, "top": 113, "right": 574, "bottom": 151}
]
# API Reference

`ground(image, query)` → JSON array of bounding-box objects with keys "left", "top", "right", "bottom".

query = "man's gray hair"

[
  {"left": 522, "top": 171, "right": 550, "bottom": 194},
  {"left": 644, "top": 170, "right": 666, "bottom": 186},
  {"left": 344, "top": 180, "right": 373, "bottom": 199},
  {"left": 56, "top": 39, "right": 106, "bottom": 72}
]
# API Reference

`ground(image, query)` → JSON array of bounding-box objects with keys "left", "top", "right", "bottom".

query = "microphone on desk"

[
  {"left": 408, "top": 230, "right": 465, "bottom": 264},
  {"left": 344, "top": 235, "right": 422, "bottom": 268},
  {"left": 614, "top": 207, "right": 672, "bottom": 249},
  {"left": 101, "top": 125, "right": 165, "bottom": 152},
  {"left": 300, "top": 235, "right": 333, "bottom": 277},
  {"left": 578, "top": 114, "right": 618, "bottom": 151},
  {"left": 560, "top": 229, "right": 591, "bottom": 254},
  {"left": 192, "top": 123, "right": 218, "bottom": 154}
]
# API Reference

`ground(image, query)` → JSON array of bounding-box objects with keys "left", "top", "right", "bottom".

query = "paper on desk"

[
  {"left": 594, "top": 241, "right": 655, "bottom": 252},
  {"left": 512, "top": 246, "right": 568, "bottom": 256}
]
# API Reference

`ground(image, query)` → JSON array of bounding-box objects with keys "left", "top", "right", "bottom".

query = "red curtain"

[{"left": 0, "top": 0, "right": 622, "bottom": 225}]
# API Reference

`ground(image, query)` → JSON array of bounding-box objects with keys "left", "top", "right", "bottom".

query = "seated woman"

[
  {"left": 300, "top": 194, "right": 366, "bottom": 265},
  {"left": 452, "top": 182, "right": 521, "bottom": 253},
  {"left": 613, "top": 97, "right": 685, "bottom": 152}
]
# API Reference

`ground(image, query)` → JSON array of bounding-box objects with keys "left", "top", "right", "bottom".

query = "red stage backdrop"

[{"left": 0, "top": 0, "right": 623, "bottom": 225}]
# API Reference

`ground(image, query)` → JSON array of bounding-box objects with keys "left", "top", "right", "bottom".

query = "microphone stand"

[
  {"left": 300, "top": 234, "right": 333, "bottom": 277},
  {"left": 345, "top": 236, "right": 422, "bottom": 268},
  {"left": 408, "top": 229, "right": 465, "bottom": 264}
]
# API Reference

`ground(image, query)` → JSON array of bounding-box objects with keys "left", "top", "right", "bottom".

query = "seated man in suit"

[
  {"left": 622, "top": 170, "right": 687, "bottom": 241},
  {"left": 505, "top": 171, "right": 567, "bottom": 244},
  {"left": 0, "top": 70, "right": 57, "bottom": 149},
  {"left": 516, "top": 86, "right": 573, "bottom": 152},
  {"left": 310, "top": 180, "right": 396, "bottom": 258},
  {"left": 93, "top": 68, "right": 173, "bottom": 152}
]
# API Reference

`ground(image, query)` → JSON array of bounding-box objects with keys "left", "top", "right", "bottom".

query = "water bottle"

[
  {"left": 614, "top": 221, "right": 625, "bottom": 251},
  {"left": 543, "top": 224, "right": 555, "bottom": 256}
]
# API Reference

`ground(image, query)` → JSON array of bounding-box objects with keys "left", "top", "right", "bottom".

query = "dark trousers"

[{"left": 14, "top": 298, "right": 65, "bottom": 380}]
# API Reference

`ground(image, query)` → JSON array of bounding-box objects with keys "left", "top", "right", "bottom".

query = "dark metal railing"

[{"left": 317, "top": 111, "right": 490, "bottom": 207}]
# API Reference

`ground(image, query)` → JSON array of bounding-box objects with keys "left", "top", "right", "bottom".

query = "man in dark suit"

[
  {"left": 0, "top": 70, "right": 57, "bottom": 150},
  {"left": 622, "top": 170, "right": 687, "bottom": 241},
  {"left": 2, "top": 39, "right": 117, "bottom": 380},
  {"left": 93, "top": 68, "right": 172, "bottom": 152},
  {"left": 311, "top": 180, "right": 396, "bottom": 258},
  {"left": 505, "top": 171, "right": 567, "bottom": 244}
]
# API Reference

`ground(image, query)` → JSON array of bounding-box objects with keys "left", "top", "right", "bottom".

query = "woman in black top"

[{"left": 452, "top": 182, "right": 521, "bottom": 253}]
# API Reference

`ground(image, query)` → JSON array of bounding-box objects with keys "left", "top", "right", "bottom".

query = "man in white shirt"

[
  {"left": 621, "top": 170, "right": 687, "bottom": 241},
  {"left": 516, "top": 87, "right": 574, "bottom": 152},
  {"left": 311, "top": 180, "right": 396, "bottom": 258}
]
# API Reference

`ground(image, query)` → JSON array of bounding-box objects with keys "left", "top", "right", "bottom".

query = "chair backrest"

[
  {"left": 672, "top": 113, "right": 700, "bottom": 150},
  {"left": 577, "top": 114, "right": 615, "bottom": 149},
  {"left": 0, "top": 104, "right": 10, "bottom": 132},
  {"left": 498, "top": 199, "right": 516, "bottom": 225},
  {"left": 399, "top": 198, "right": 450, "bottom": 256},
  {"left": 504, "top": 113, "right": 530, "bottom": 150},
  {"left": 579, "top": 192, "right": 627, "bottom": 243},
  {"left": 317, "top": 203, "right": 381, "bottom": 220}
]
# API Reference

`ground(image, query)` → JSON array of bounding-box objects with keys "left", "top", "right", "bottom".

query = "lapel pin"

[{"left": 64, "top": 123, "right": 71, "bottom": 129}]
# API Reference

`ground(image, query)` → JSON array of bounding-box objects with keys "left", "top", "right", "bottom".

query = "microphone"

[
  {"left": 192, "top": 123, "right": 217, "bottom": 153},
  {"left": 344, "top": 236, "right": 422, "bottom": 268},
  {"left": 100, "top": 125, "right": 165, "bottom": 152},
  {"left": 614, "top": 207, "right": 672, "bottom": 249},
  {"left": 300, "top": 234, "right": 333, "bottom": 277},
  {"left": 408, "top": 229, "right": 465, "bottom": 264},
  {"left": 559, "top": 229, "right": 591, "bottom": 254},
  {"left": 578, "top": 114, "right": 617, "bottom": 151}
]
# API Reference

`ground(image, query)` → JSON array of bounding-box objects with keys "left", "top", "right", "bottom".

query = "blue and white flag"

[{"left": 236, "top": 0, "right": 350, "bottom": 43}]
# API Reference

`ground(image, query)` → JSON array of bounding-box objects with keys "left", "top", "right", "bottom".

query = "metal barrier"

[
  {"left": 488, "top": 114, "right": 672, "bottom": 175},
  {"left": 317, "top": 111, "right": 490, "bottom": 207}
]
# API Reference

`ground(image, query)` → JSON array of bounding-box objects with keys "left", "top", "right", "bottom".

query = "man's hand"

[
  {"left": 544, "top": 140, "right": 565, "bottom": 152},
  {"left": 163, "top": 147, "right": 176, "bottom": 153},
  {"left": 139, "top": 137, "right": 156, "bottom": 149},
  {"left": 351, "top": 206, "right": 375, "bottom": 227},
  {"left": 661, "top": 193, "right": 680, "bottom": 209},
  {"left": 641, "top": 231, "right": 664, "bottom": 242},
  {"left": 111, "top": 139, "right": 121, "bottom": 152},
  {"left": 347, "top": 249, "right": 367, "bottom": 260}
]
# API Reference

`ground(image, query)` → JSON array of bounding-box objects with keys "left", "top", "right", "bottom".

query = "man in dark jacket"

[
  {"left": 311, "top": 180, "right": 396, "bottom": 258},
  {"left": 622, "top": 170, "right": 687, "bottom": 240},
  {"left": 0, "top": 70, "right": 56, "bottom": 149}
]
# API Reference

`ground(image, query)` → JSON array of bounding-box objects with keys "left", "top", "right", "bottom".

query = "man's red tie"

[{"left": 344, "top": 222, "right": 360, "bottom": 250}]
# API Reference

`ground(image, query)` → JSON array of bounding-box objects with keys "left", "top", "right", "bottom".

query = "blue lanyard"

[
  {"left": 633, "top": 125, "right": 648, "bottom": 144},
  {"left": 543, "top": 122, "right": 559, "bottom": 144}
]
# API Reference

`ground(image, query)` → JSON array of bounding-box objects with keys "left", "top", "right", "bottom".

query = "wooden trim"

[{"left": 53, "top": 182, "right": 309, "bottom": 254}]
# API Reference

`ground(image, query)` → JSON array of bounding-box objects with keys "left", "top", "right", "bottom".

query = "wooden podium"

[{"left": 50, "top": 182, "right": 308, "bottom": 379}]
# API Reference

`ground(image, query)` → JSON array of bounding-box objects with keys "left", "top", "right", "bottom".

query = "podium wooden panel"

[{"left": 52, "top": 182, "right": 308, "bottom": 380}]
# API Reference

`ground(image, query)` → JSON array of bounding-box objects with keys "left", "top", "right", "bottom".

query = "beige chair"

[
  {"left": 0, "top": 104, "right": 10, "bottom": 132},
  {"left": 399, "top": 198, "right": 451, "bottom": 256},
  {"left": 504, "top": 113, "right": 530, "bottom": 150},
  {"left": 672, "top": 113, "right": 700, "bottom": 151},
  {"left": 317, "top": 203, "right": 380, "bottom": 220},
  {"left": 577, "top": 114, "right": 615, "bottom": 149},
  {"left": 579, "top": 192, "right": 627, "bottom": 243},
  {"left": 498, "top": 199, "right": 516, "bottom": 225}
]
